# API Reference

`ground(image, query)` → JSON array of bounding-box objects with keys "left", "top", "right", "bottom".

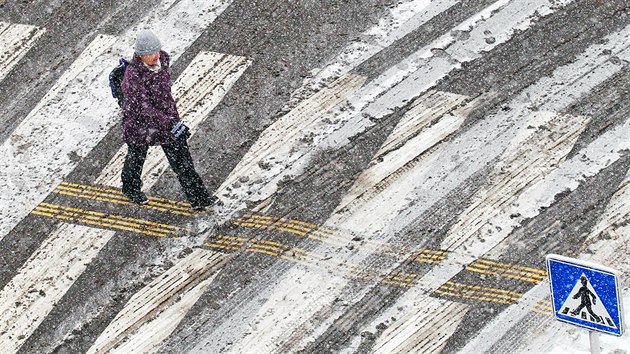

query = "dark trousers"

[{"left": 122, "top": 141, "right": 211, "bottom": 206}]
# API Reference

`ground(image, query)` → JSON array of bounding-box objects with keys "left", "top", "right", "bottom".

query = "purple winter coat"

[{"left": 121, "top": 51, "right": 180, "bottom": 146}]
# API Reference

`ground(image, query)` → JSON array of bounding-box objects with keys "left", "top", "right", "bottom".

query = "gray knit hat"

[{"left": 134, "top": 29, "right": 162, "bottom": 56}]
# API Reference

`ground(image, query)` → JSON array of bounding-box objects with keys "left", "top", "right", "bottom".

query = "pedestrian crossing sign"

[{"left": 547, "top": 254, "right": 624, "bottom": 336}]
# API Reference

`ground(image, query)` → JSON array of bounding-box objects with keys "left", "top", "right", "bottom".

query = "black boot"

[
  {"left": 190, "top": 196, "right": 218, "bottom": 211},
  {"left": 123, "top": 190, "right": 149, "bottom": 205}
]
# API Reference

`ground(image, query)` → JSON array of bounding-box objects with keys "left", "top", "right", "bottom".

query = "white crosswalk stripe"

[
  {"left": 0, "top": 224, "right": 116, "bottom": 353},
  {"left": 334, "top": 90, "right": 473, "bottom": 215},
  {"left": 88, "top": 249, "right": 226, "bottom": 354},
  {"left": 376, "top": 19, "right": 630, "bottom": 247},
  {"left": 286, "top": 0, "right": 460, "bottom": 107},
  {"left": 359, "top": 0, "right": 574, "bottom": 119},
  {"left": 217, "top": 73, "right": 367, "bottom": 212},
  {"left": 0, "top": 0, "right": 234, "bottom": 242},
  {"left": 407, "top": 23, "right": 630, "bottom": 293},
  {"left": 0, "top": 22, "right": 45, "bottom": 83},
  {"left": 440, "top": 111, "right": 591, "bottom": 251},
  {"left": 357, "top": 22, "right": 630, "bottom": 326},
  {"left": 372, "top": 298, "right": 469, "bottom": 354}
]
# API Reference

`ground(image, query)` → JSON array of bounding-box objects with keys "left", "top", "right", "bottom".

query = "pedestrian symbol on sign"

[
  {"left": 558, "top": 274, "right": 616, "bottom": 328},
  {"left": 547, "top": 254, "right": 624, "bottom": 336}
]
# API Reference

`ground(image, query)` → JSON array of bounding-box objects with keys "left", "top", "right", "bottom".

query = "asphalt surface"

[{"left": 2, "top": 0, "right": 630, "bottom": 353}]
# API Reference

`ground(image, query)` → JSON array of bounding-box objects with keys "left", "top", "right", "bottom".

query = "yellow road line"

[
  {"left": 33, "top": 209, "right": 168, "bottom": 238},
  {"left": 60, "top": 182, "right": 191, "bottom": 208},
  {"left": 32, "top": 210, "right": 74, "bottom": 222},
  {"left": 466, "top": 261, "right": 547, "bottom": 279},
  {"left": 35, "top": 203, "right": 177, "bottom": 235},
  {"left": 35, "top": 205, "right": 399, "bottom": 286},
  {"left": 415, "top": 249, "right": 448, "bottom": 256},
  {"left": 237, "top": 216, "right": 335, "bottom": 240},
  {"left": 471, "top": 263, "right": 547, "bottom": 280},
  {"left": 216, "top": 235, "right": 249, "bottom": 242},
  {"left": 249, "top": 247, "right": 282, "bottom": 257},
  {"left": 533, "top": 299, "right": 553, "bottom": 309},
  {"left": 386, "top": 272, "right": 418, "bottom": 282},
  {"left": 531, "top": 307, "right": 553, "bottom": 315},
  {"left": 434, "top": 289, "right": 516, "bottom": 306},
  {"left": 213, "top": 236, "right": 313, "bottom": 260},
  {"left": 55, "top": 186, "right": 193, "bottom": 216},
  {"left": 233, "top": 217, "right": 332, "bottom": 241},
  {"left": 204, "top": 236, "right": 414, "bottom": 288},
  {"left": 415, "top": 253, "right": 447, "bottom": 260},
  {"left": 39, "top": 203, "right": 177, "bottom": 231},
  {"left": 241, "top": 214, "right": 335, "bottom": 234},
  {"left": 382, "top": 279, "right": 414, "bottom": 288},
  {"left": 465, "top": 267, "right": 542, "bottom": 284},
  {"left": 233, "top": 220, "right": 310, "bottom": 235},
  {"left": 235, "top": 217, "right": 550, "bottom": 289},
  {"left": 414, "top": 259, "right": 441, "bottom": 265},
  {"left": 204, "top": 242, "right": 241, "bottom": 251},
  {"left": 46, "top": 188, "right": 553, "bottom": 288},
  {"left": 33, "top": 201, "right": 549, "bottom": 303},
  {"left": 465, "top": 265, "right": 543, "bottom": 284},
  {"left": 214, "top": 239, "right": 245, "bottom": 247},
  {"left": 436, "top": 283, "right": 523, "bottom": 305},
  {"left": 465, "top": 259, "right": 547, "bottom": 284},
  {"left": 233, "top": 221, "right": 307, "bottom": 236},
  {"left": 58, "top": 182, "right": 192, "bottom": 214},
  {"left": 106, "top": 215, "right": 179, "bottom": 231},
  {"left": 239, "top": 216, "right": 316, "bottom": 234},
  {"left": 415, "top": 253, "right": 447, "bottom": 261},
  {"left": 532, "top": 301, "right": 553, "bottom": 315},
  {"left": 250, "top": 243, "right": 285, "bottom": 253},
  {"left": 414, "top": 254, "right": 447, "bottom": 261},
  {"left": 237, "top": 218, "right": 456, "bottom": 269},
  {"left": 241, "top": 217, "right": 450, "bottom": 264},
  {"left": 441, "top": 281, "right": 523, "bottom": 297},
  {"left": 34, "top": 206, "right": 171, "bottom": 237},
  {"left": 58, "top": 182, "right": 179, "bottom": 207},
  {"left": 257, "top": 240, "right": 311, "bottom": 256},
  {"left": 233, "top": 221, "right": 330, "bottom": 242},
  {"left": 475, "top": 258, "right": 547, "bottom": 276}
]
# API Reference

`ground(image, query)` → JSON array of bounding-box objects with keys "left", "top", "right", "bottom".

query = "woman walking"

[{"left": 120, "top": 29, "right": 215, "bottom": 210}]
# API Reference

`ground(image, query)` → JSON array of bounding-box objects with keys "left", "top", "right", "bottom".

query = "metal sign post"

[
  {"left": 589, "top": 331, "right": 601, "bottom": 354},
  {"left": 547, "top": 254, "right": 623, "bottom": 353}
]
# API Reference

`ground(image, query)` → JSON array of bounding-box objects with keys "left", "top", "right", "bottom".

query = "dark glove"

[{"left": 171, "top": 120, "right": 191, "bottom": 141}]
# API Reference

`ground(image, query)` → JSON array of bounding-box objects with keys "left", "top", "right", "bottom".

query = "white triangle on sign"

[{"left": 558, "top": 274, "right": 617, "bottom": 328}]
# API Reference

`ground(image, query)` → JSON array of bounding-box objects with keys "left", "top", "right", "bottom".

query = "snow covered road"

[{"left": 2, "top": 0, "right": 630, "bottom": 353}]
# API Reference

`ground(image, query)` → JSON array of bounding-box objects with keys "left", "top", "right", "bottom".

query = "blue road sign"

[{"left": 547, "top": 254, "right": 624, "bottom": 336}]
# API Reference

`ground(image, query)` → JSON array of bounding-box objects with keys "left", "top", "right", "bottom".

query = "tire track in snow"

[{"left": 0, "top": 22, "right": 45, "bottom": 83}]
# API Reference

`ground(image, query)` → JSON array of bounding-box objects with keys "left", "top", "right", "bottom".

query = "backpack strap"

[{"left": 109, "top": 58, "right": 129, "bottom": 107}]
